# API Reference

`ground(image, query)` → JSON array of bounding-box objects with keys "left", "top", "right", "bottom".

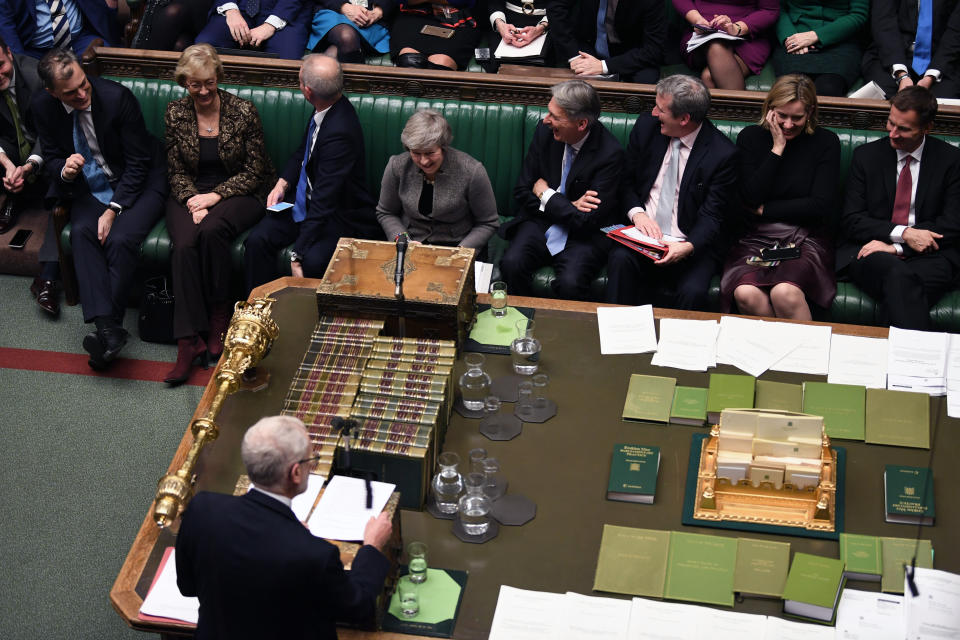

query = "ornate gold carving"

[
  {"left": 351, "top": 249, "right": 369, "bottom": 260},
  {"left": 336, "top": 275, "right": 359, "bottom": 288},
  {"left": 233, "top": 475, "right": 251, "bottom": 495},
  {"left": 435, "top": 256, "right": 453, "bottom": 267},
  {"left": 380, "top": 257, "right": 417, "bottom": 281}
]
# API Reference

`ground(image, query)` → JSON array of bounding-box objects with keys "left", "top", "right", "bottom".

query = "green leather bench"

[{"left": 61, "top": 77, "right": 960, "bottom": 329}]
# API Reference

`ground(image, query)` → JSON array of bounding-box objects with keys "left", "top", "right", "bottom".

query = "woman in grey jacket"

[{"left": 376, "top": 109, "right": 499, "bottom": 252}]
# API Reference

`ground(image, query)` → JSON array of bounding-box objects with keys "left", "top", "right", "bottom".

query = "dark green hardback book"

[
  {"left": 801, "top": 381, "right": 865, "bottom": 440},
  {"left": 782, "top": 552, "right": 846, "bottom": 623},
  {"left": 839, "top": 533, "right": 882, "bottom": 581},
  {"left": 884, "top": 465, "right": 935, "bottom": 525},
  {"left": 866, "top": 389, "right": 931, "bottom": 449},
  {"left": 706, "top": 373, "right": 756, "bottom": 423},
  {"left": 670, "top": 386, "right": 708, "bottom": 426},
  {"left": 755, "top": 380, "right": 803, "bottom": 413},
  {"left": 593, "top": 525, "right": 671, "bottom": 597},
  {"left": 622, "top": 374, "right": 676, "bottom": 423},
  {"left": 606, "top": 444, "right": 660, "bottom": 503},
  {"left": 733, "top": 537, "right": 791, "bottom": 598},
  {"left": 881, "top": 537, "right": 934, "bottom": 594},
  {"left": 663, "top": 532, "right": 738, "bottom": 607}
]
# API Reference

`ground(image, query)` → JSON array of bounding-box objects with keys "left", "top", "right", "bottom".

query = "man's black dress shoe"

[
  {"left": 83, "top": 327, "right": 129, "bottom": 370},
  {"left": 83, "top": 331, "right": 108, "bottom": 371},
  {"left": 0, "top": 198, "right": 15, "bottom": 234},
  {"left": 30, "top": 277, "right": 60, "bottom": 316}
]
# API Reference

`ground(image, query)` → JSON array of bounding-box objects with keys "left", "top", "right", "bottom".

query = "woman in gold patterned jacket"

[{"left": 163, "top": 44, "right": 275, "bottom": 385}]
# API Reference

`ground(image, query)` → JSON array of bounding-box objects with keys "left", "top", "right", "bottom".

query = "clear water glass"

[
  {"left": 532, "top": 373, "right": 550, "bottom": 408},
  {"left": 407, "top": 541, "right": 428, "bottom": 584},
  {"left": 431, "top": 451, "right": 464, "bottom": 514},
  {"left": 482, "top": 457, "right": 506, "bottom": 499},
  {"left": 483, "top": 396, "right": 501, "bottom": 436},
  {"left": 517, "top": 381, "right": 534, "bottom": 418},
  {"left": 490, "top": 281, "right": 508, "bottom": 318},
  {"left": 458, "top": 472, "right": 491, "bottom": 535},
  {"left": 468, "top": 447, "right": 487, "bottom": 474},
  {"left": 398, "top": 577, "right": 419, "bottom": 618},
  {"left": 510, "top": 318, "right": 541, "bottom": 375},
  {"left": 459, "top": 353, "right": 492, "bottom": 410}
]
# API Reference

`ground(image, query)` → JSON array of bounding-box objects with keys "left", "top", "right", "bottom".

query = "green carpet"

[{"left": 0, "top": 274, "right": 203, "bottom": 638}]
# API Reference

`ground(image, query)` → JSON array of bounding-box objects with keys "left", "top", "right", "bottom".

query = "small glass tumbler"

[
  {"left": 397, "top": 577, "right": 419, "bottom": 618},
  {"left": 407, "top": 541, "right": 428, "bottom": 584},
  {"left": 468, "top": 447, "right": 487, "bottom": 475},
  {"left": 532, "top": 373, "right": 550, "bottom": 409},
  {"left": 510, "top": 318, "right": 541, "bottom": 375},
  {"left": 482, "top": 457, "right": 506, "bottom": 499},
  {"left": 458, "top": 472, "right": 491, "bottom": 535},
  {"left": 517, "top": 380, "right": 534, "bottom": 418},
  {"left": 483, "top": 396, "right": 501, "bottom": 436},
  {"left": 490, "top": 281, "right": 508, "bottom": 318}
]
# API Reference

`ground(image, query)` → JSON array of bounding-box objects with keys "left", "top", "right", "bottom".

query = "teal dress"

[{"left": 771, "top": 0, "right": 868, "bottom": 85}]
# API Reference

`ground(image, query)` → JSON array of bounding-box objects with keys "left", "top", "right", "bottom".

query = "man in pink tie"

[{"left": 838, "top": 86, "right": 960, "bottom": 330}]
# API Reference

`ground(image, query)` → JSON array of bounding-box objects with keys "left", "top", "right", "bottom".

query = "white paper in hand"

[{"left": 307, "top": 475, "right": 395, "bottom": 541}]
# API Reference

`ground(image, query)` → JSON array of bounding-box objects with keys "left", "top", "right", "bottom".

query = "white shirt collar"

[
  {"left": 679, "top": 123, "right": 703, "bottom": 149},
  {"left": 569, "top": 129, "right": 590, "bottom": 153},
  {"left": 251, "top": 485, "right": 293, "bottom": 508},
  {"left": 897, "top": 137, "right": 926, "bottom": 164},
  {"left": 61, "top": 102, "right": 91, "bottom": 115}
]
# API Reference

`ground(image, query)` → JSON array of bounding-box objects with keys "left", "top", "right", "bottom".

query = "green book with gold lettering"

[
  {"left": 755, "top": 380, "right": 803, "bottom": 413},
  {"left": 801, "top": 381, "right": 865, "bottom": 440},
  {"left": 707, "top": 373, "right": 756, "bottom": 423},
  {"left": 884, "top": 464, "right": 935, "bottom": 525},
  {"left": 622, "top": 375, "right": 676, "bottom": 423},
  {"left": 733, "top": 538, "right": 791, "bottom": 598},
  {"left": 593, "top": 525, "right": 670, "bottom": 597},
  {"left": 782, "top": 553, "right": 846, "bottom": 623},
  {"left": 606, "top": 444, "right": 660, "bottom": 503},
  {"left": 839, "top": 533, "right": 882, "bottom": 581},
  {"left": 663, "top": 532, "right": 737, "bottom": 607},
  {"left": 881, "top": 537, "right": 934, "bottom": 594},
  {"left": 866, "top": 389, "right": 930, "bottom": 449},
  {"left": 670, "top": 386, "right": 708, "bottom": 426}
]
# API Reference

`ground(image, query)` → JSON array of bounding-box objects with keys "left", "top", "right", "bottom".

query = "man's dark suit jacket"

[
  {"left": 869, "top": 0, "right": 960, "bottom": 75},
  {"left": 280, "top": 95, "right": 380, "bottom": 256},
  {"left": 837, "top": 135, "right": 960, "bottom": 271},
  {"left": 502, "top": 120, "right": 624, "bottom": 245},
  {"left": 31, "top": 75, "right": 166, "bottom": 209},
  {"left": 621, "top": 113, "right": 739, "bottom": 256},
  {"left": 176, "top": 490, "right": 391, "bottom": 640},
  {"left": 0, "top": 52, "right": 41, "bottom": 164},
  {"left": 0, "top": 0, "right": 119, "bottom": 56},
  {"left": 548, "top": 0, "right": 666, "bottom": 76}
]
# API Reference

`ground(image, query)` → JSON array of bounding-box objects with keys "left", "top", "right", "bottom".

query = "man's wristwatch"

[
  {"left": 895, "top": 70, "right": 909, "bottom": 83},
  {"left": 108, "top": 202, "right": 123, "bottom": 216},
  {"left": 290, "top": 250, "right": 302, "bottom": 263}
]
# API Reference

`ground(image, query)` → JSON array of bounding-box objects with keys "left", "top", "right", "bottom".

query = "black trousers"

[
  {"left": 71, "top": 190, "right": 164, "bottom": 323},
  {"left": 499, "top": 219, "right": 606, "bottom": 300},
  {"left": 861, "top": 46, "right": 960, "bottom": 99},
  {"left": 846, "top": 251, "right": 957, "bottom": 330},
  {"left": 166, "top": 195, "right": 264, "bottom": 338},
  {"left": 605, "top": 243, "right": 720, "bottom": 310},
  {"left": 243, "top": 211, "right": 347, "bottom": 294}
]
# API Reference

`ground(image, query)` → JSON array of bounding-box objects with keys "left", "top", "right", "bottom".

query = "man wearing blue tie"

[
  {"left": 862, "top": 0, "right": 960, "bottom": 98},
  {"left": 32, "top": 48, "right": 166, "bottom": 369},
  {"left": 499, "top": 79, "right": 623, "bottom": 300},
  {"left": 243, "top": 54, "right": 380, "bottom": 292},
  {"left": 0, "top": 0, "right": 120, "bottom": 59}
]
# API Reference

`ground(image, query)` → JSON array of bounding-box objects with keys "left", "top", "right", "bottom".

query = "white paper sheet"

[
  {"left": 596, "top": 305, "right": 658, "bottom": 354},
  {"left": 487, "top": 585, "right": 566, "bottom": 640},
  {"left": 717, "top": 317, "right": 802, "bottom": 377},
  {"left": 945, "top": 334, "right": 960, "bottom": 417},
  {"left": 903, "top": 568, "right": 960, "bottom": 640},
  {"left": 138, "top": 548, "right": 200, "bottom": 624},
  {"left": 769, "top": 323, "right": 832, "bottom": 375},
  {"left": 474, "top": 261, "right": 494, "bottom": 296},
  {"left": 560, "top": 592, "right": 631, "bottom": 640},
  {"left": 763, "top": 615, "right": 835, "bottom": 639},
  {"left": 651, "top": 318, "right": 719, "bottom": 371},
  {"left": 686, "top": 30, "right": 744, "bottom": 52},
  {"left": 828, "top": 334, "right": 889, "bottom": 388},
  {"left": 495, "top": 33, "right": 547, "bottom": 59},
  {"left": 306, "top": 475, "right": 394, "bottom": 541},
  {"left": 695, "top": 608, "right": 768, "bottom": 639},
  {"left": 887, "top": 327, "right": 948, "bottom": 378},
  {"left": 835, "top": 588, "right": 905, "bottom": 640},
  {"left": 291, "top": 472, "right": 325, "bottom": 522},
  {"left": 626, "top": 598, "right": 702, "bottom": 640}
]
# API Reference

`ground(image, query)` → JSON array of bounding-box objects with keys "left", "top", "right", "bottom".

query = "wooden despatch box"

[{"left": 317, "top": 239, "right": 477, "bottom": 349}]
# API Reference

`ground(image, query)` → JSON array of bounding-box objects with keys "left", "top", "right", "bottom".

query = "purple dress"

[{"left": 672, "top": 0, "right": 779, "bottom": 74}]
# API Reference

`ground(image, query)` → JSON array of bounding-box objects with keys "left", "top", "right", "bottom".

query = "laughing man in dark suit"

[
  {"left": 244, "top": 54, "right": 381, "bottom": 292},
  {"left": 499, "top": 79, "right": 624, "bottom": 300},
  {"left": 176, "top": 415, "right": 393, "bottom": 640},
  {"left": 605, "top": 74, "right": 738, "bottom": 310},
  {"left": 838, "top": 86, "right": 960, "bottom": 330}
]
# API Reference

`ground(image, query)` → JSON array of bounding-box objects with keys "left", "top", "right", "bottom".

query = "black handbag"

[{"left": 138, "top": 276, "right": 176, "bottom": 344}]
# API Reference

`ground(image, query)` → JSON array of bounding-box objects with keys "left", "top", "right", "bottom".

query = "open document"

[
  {"left": 887, "top": 327, "right": 948, "bottom": 395},
  {"left": 836, "top": 588, "right": 905, "bottom": 640},
  {"left": 651, "top": 318, "right": 719, "bottom": 371},
  {"left": 561, "top": 592, "right": 631, "bottom": 640},
  {"left": 716, "top": 317, "right": 803, "bottom": 377},
  {"left": 488, "top": 586, "right": 566, "bottom": 640},
  {"left": 306, "top": 475, "right": 394, "bottom": 541},
  {"left": 686, "top": 31, "right": 743, "bottom": 53},
  {"left": 138, "top": 547, "right": 200, "bottom": 624},
  {"left": 828, "top": 334, "right": 889, "bottom": 388},
  {"left": 903, "top": 568, "right": 960, "bottom": 640}
]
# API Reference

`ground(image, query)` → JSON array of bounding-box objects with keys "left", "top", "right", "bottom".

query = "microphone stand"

[
  {"left": 331, "top": 417, "right": 373, "bottom": 509},
  {"left": 394, "top": 233, "right": 408, "bottom": 338}
]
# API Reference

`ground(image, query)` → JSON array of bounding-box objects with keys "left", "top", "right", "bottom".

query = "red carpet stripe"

[{"left": 0, "top": 347, "right": 213, "bottom": 386}]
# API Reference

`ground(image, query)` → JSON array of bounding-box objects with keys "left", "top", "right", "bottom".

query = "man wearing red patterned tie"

[{"left": 838, "top": 86, "right": 960, "bottom": 330}]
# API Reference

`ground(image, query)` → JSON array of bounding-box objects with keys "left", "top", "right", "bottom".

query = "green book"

[
  {"left": 622, "top": 374, "right": 676, "bottom": 423},
  {"left": 755, "top": 380, "right": 803, "bottom": 413},
  {"left": 670, "top": 386, "right": 708, "bottom": 426},
  {"left": 663, "top": 532, "right": 737, "bottom": 607},
  {"left": 801, "top": 381, "right": 865, "bottom": 440},
  {"left": 839, "top": 533, "right": 882, "bottom": 581},
  {"left": 606, "top": 444, "right": 660, "bottom": 503},
  {"left": 733, "top": 538, "right": 791, "bottom": 598},
  {"left": 866, "top": 389, "right": 930, "bottom": 449},
  {"left": 707, "top": 373, "right": 756, "bottom": 423},
  {"left": 884, "top": 464, "right": 935, "bottom": 525},
  {"left": 881, "top": 537, "right": 934, "bottom": 594},
  {"left": 782, "top": 552, "right": 846, "bottom": 623},
  {"left": 593, "top": 525, "right": 670, "bottom": 597}
]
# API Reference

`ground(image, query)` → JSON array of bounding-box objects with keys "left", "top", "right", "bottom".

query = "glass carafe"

[
  {"left": 431, "top": 452, "right": 464, "bottom": 514},
  {"left": 457, "top": 472, "right": 491, "bottom": 535},
  {"left": 458, "top": 353, "right": 492, "bottom": 410}
]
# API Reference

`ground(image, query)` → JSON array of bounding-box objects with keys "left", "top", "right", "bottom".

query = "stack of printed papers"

[
  {"left": 886, "top": 327, "right": 947, "bottom": 395},
  {"left": 651, "top": 318, "right": 719, "bottom": 371}
]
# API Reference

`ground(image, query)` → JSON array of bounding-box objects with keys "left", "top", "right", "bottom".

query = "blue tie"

[
  {"left": 913, "top": 0, "right": 933, "bottom": 75},
  {"left": 292, "top": 116, "right": 318, "bottom": 223},
  {"left": 72, "top": 110, "right": 113, "bottom": 205},
  {"left": 545, "top": 144, "right": 574, "bottom": 256},
  {"left": 595, "top": 0, "right": 610, "bottom": 59}
]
